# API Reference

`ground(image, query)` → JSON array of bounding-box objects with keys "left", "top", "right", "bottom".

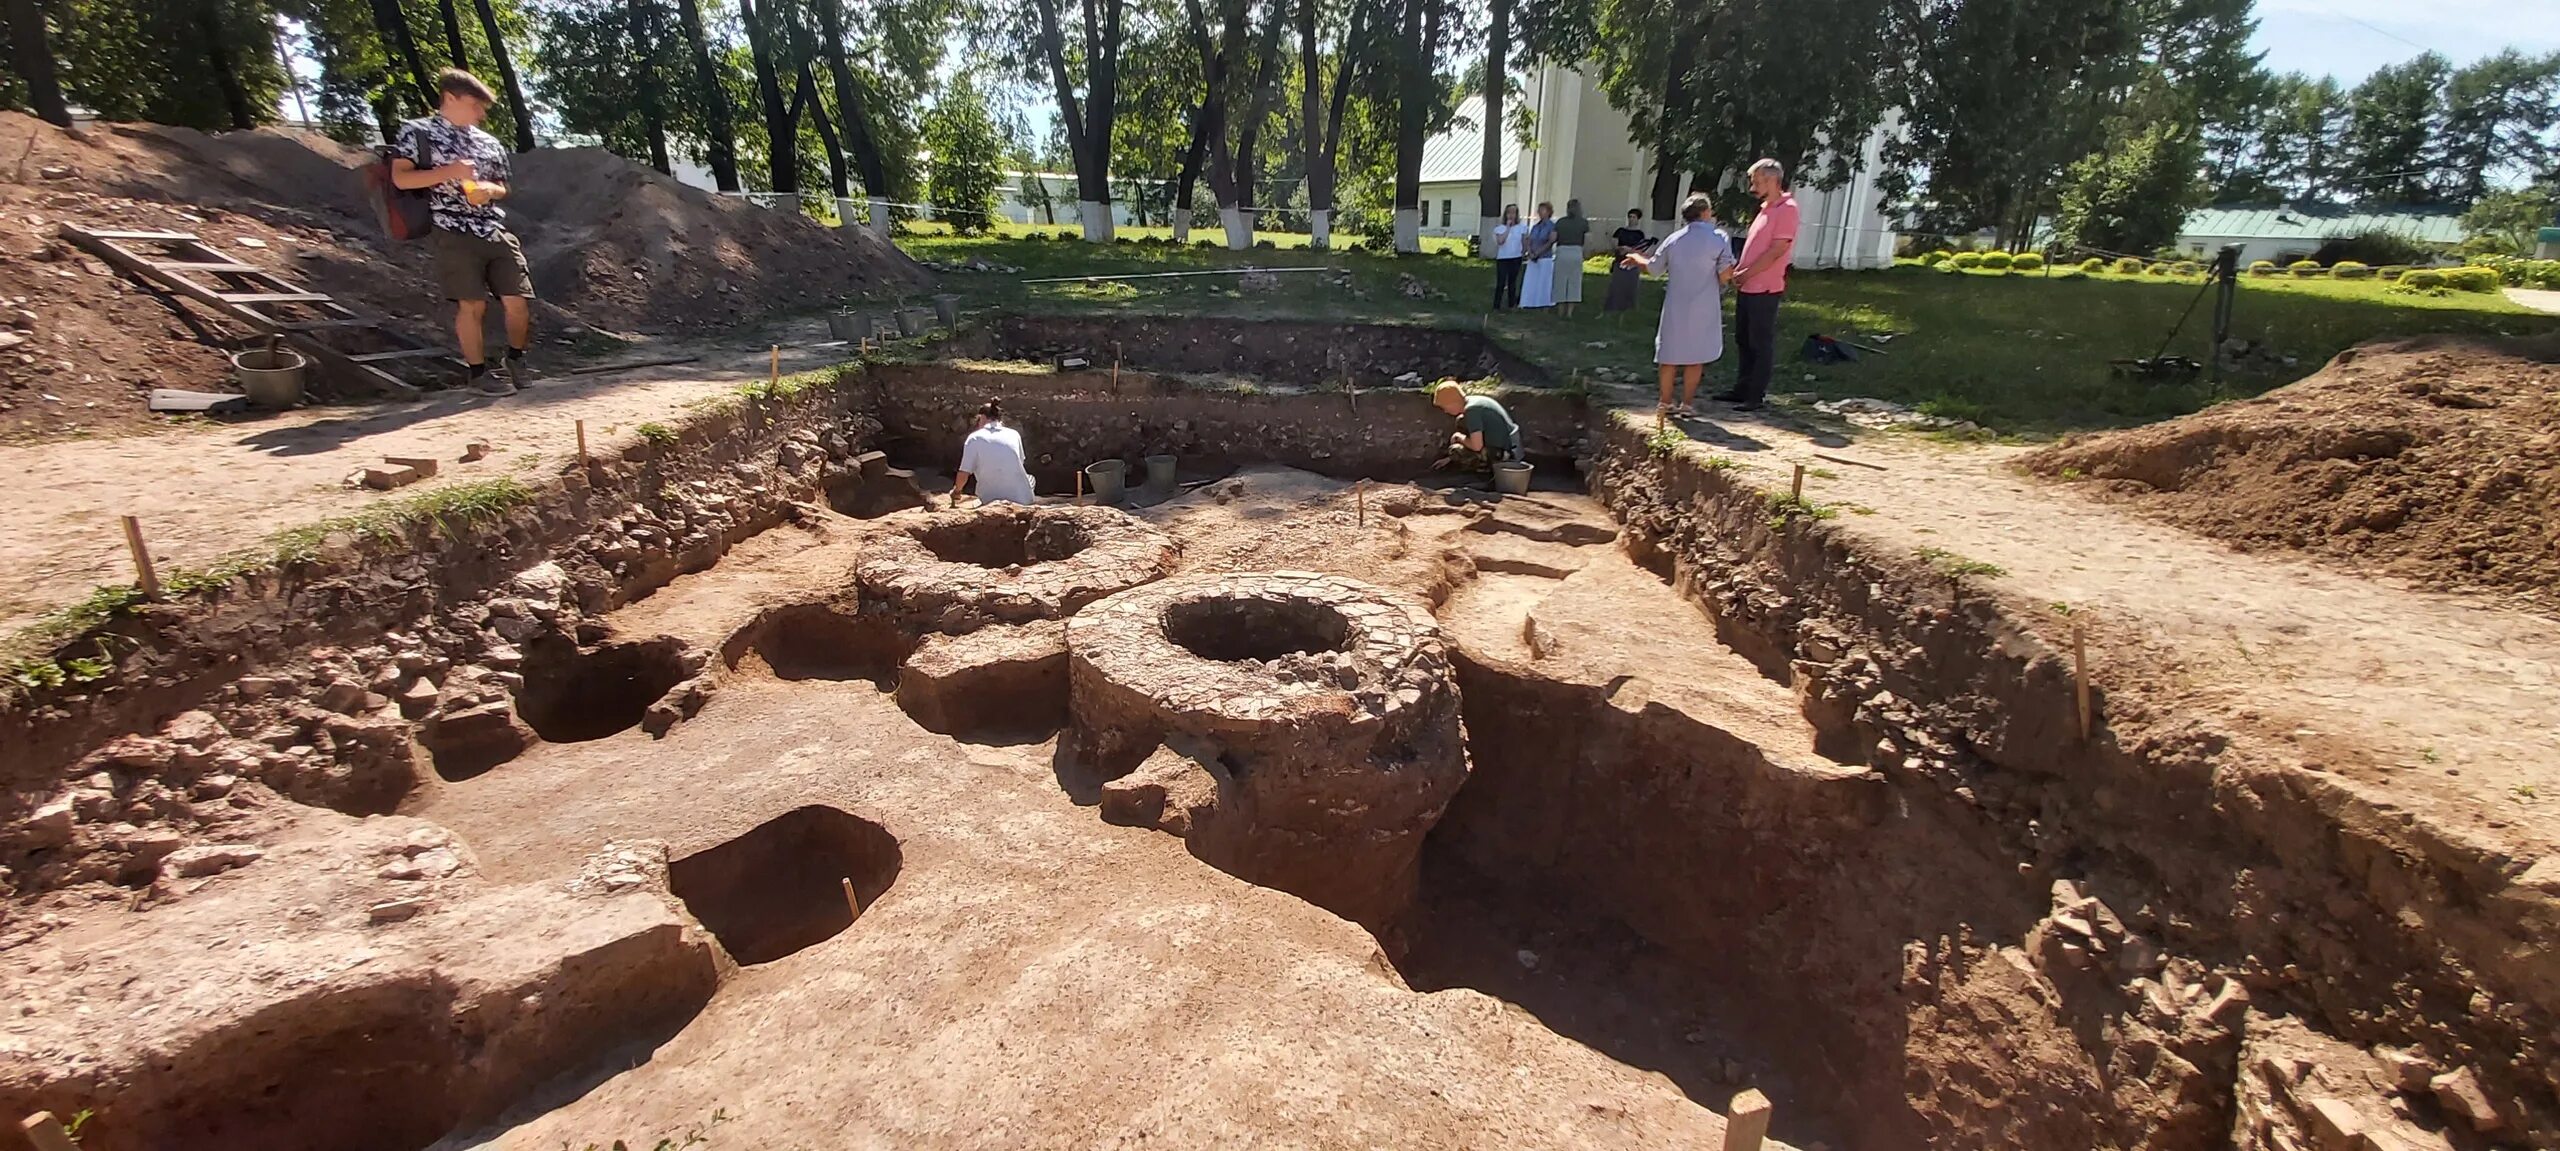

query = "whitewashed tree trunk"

[
  {"left": 1172, "top": 214, "right": 1192, "bottom": 243},
  {"left": 1221, "top": 206, "right": 1252, "bottom": 250},
  {"left": 867, "top": 197, "right": 891, "bottom": 239},
  {"left": 1394, "top": 207, "right": 1420, "bottom": 253},
  {"left": 1079, "top": 201, "right": 1113, "bottom": 242},
  {"left": 1308, "top": 209, "right": 1331, "bottom": 249}
]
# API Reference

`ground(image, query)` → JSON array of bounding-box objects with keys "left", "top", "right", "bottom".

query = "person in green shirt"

[
  {"left": 1551, "top": 199, "right": 1591, "bottom": 317},
  {"left": 1433, "top": 382, "right": 1523, "bottom": 469}
]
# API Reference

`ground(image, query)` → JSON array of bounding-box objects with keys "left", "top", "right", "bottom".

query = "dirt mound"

[
  {"left": 2025, "top": 335, "right": 2560, "bottom": 609},
  {"left": 508, "top": 147, "right": 929, "bottom": 332},
  {"left": 0, "top": 113, "right": 927, "bottom": 440}
]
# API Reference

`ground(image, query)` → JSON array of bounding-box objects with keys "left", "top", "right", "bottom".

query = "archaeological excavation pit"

[
  {"left": 668, "top": 805, "right": 904, "bottom": 966},
  {"left": 1066, "top": 572, "right": 1468, "bottom": 929},
  {"left": 721, "top": 601, "right": 906, "bottom": 686},
  {"left": 513, "top": 635, "right": 697, "bottom": 744},
  {"left": 853, "top": 503, "right": 1179, "bottom": 632}
]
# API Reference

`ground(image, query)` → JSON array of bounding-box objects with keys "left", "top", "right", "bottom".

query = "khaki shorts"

[{"left": 429, "top": 227, "right": 533, "bottom": 301}]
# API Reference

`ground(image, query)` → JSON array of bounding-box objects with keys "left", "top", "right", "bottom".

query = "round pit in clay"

[
  {"left": 1065, "top": 571, "right": 1467, "bottom": 928},
  {"left": 854, "top": 503, "right": 1178, "bottom": 632}
]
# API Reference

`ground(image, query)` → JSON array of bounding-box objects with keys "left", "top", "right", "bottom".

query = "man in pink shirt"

[{"left": 1716, "top": 158, "right": 1797, "bottom": 410}]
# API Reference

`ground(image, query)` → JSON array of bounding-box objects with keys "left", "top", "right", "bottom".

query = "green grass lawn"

[{"left": 894, "top": 231, "right": 2560, "bottom": 438}]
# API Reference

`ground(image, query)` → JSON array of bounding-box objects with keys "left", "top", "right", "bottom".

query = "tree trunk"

[
  {"left": 1227, "top": 0, "right": 1286, "bottom": 247},
  {"left": 1174, "top": 0, "right": 1230, "bottom": 244},
  {"left": 1648, "top": 142, "right": 1681, "bottom": 225},
  {"left": 1031, "top": 0, "right": 1124, "bottom": 240},
  {"left": 469, "top": 0, "right": 535, "bottom": 149},
  {"left": 623, "top": 0, "right": 671, "bottom": 172},
  {"left": 1392, "top": 0, "right": 1441, "bottom": 252},
  {"left": 369, "top": 0, "right": 438, "bottom": 111},
  {"left": 1297, "top": 0, "right": 1368, "bottom": 248},
  {"left": 195, "top": 0, "right": 256, "bottom": 130},
  {"left": 3, "top": 0, "right": 70, "bottom": 126},
  {"left": 814, "top": 0, "right": 893, "bottom": 231},
  {"left": 1476, "top": 0, "right": 1508, "bottom": 256},
  {"left": 436, "top": 0, "right": 468, "bottom": 66},
  {"left": 734, "top": 0, "right": 798, "bottom": 194},
  {"left": 672, "top": 0, "right": 739, "bottom": 190},
  {"left": 795, "top": 62, "right": 849, "bottom": 197}
]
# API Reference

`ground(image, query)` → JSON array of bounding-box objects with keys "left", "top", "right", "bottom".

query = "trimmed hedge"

[
  {"left": 2331, "top": 261, "right": 2373, "bottom": 280},
  {"left": 2169, "top": 260, "right": 2201, "bottom": 277},
  {"left": 2443, "top": 266, "right": 2499, "bottom": 293},
  {"left": 2113, "top": 257, "right": 2145, "bottom": 274},
  {"left": 2079, "top": 257, "right": 2107, "bottom": 273},
  {"left": 2397, "top": 268, "right": 2447, "bottom": 290},
  {"left": 2144, "top": 262, "right": 2171, "bottom": 276},
  {"left": 1950, "top": 251, "right": 1985, "bottom": 269},
  {"left": 2375, "top": 264, "right": 2410, "bottom": 280},
  {"left": 2288, "top": 259, "right": 2326, "bottom": 278},
  {"left": 2247, "top": 260, "right": 2281, "bottom": 277},
  {"left": 2013, "top": 252, "right": 2045, "bottom": 271},
  {"left": 1919, "top": 250, "right": 1952, "bottom": 266},
  {"left": 1980, "top": 251, "right": 2015, "bottom": 270}
]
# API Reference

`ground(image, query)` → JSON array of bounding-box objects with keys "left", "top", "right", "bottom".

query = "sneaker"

[
  {"left": 468, "top": 365, "right": 514, "bottom": 396},
  {"left": 1729, "top": 399, "right": 1765, "bottom": 412},
  {"left": 1709, "top": 390, "right": 1751, "bottom": 404},
  {"left": 504, "top": 350, "right": 538, "bottom": 386}
]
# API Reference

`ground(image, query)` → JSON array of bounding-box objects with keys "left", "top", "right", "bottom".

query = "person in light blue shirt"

[{"left": 950, "top": 400, "right": 1035, "bottom": 505}]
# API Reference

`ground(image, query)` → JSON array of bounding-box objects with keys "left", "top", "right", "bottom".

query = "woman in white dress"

[
  {"left": 1619, "top": 192, "right": 1735, "bottom": 415},
  {"left": 1519, "top": 201, "right": 1557, "bottom": 309},
  {"left": 1489, "top": 205, "right": 1526, "bottom": 309}
]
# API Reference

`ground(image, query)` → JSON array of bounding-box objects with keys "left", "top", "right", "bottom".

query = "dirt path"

[
  {"left": 1655, "top": 404, "right": 2560, "bottom": 860},
  {"left": 2508, "top": 287, "right": 2560, "bottom": 315},
  {"left": 0, "top": 332, "right": 852, "bottom": 639}
]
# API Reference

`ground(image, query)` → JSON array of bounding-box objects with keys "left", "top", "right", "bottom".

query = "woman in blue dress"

[{"left": 1618, "top": 193, "right": 1735, "bottom": 415}]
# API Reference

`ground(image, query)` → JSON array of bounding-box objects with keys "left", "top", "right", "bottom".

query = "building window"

[{"left": 1440, "top": 200, "right": 1451, "bottom": 228}]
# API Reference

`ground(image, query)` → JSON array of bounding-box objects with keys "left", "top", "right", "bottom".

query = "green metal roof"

[{"left": 2179, "top": 204, "right": 2465, "bottom": 245}]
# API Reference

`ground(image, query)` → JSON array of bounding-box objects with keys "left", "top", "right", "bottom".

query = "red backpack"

[{"left": 363, "top": 138, "right": 435, "bottom": 243}]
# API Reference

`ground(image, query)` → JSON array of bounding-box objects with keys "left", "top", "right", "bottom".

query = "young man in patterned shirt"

[{"left": 390, "top": 68, "right": 534, "bottom": 395}]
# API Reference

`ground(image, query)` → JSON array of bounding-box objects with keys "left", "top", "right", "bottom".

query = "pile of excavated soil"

[
  {"left": 0, "top": 113, "right": 927, "bottom": 440},
  {"left": 2025, "top": 335, "right": 2560, "bottom": 610}
]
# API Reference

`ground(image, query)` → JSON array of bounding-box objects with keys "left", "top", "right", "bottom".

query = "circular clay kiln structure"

[
  {"left": 854, "top": 504, "right": 1179, "bottom": 632},
  {"left": 1065, "top": 571, "right": 1467, "bottom": 928}
]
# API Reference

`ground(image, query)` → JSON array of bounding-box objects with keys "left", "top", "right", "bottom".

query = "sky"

[{"left": 2247, "top": 0, "right": 2560, "bottom": 83}]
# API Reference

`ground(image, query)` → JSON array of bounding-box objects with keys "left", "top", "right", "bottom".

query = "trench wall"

[
  {"left": 866, "top": 362, "right": 1586, "bottom": 488},
  {"left": 1499, "top": 411, "right": 2560, "bottom": 1148},
  {"left": 967, "top": 314, "right": 1552, "bottom": 384}
]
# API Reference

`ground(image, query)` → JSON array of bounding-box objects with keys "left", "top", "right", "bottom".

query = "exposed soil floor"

[
  {"left": 1650, "top": 401, "right": 2560, "bottom": 869},
  {"left": 0, "top": 326, "right": 854, "bottom": 638},
  {"left": 374, "top": 470, "right": 1808, "bottom": 1149}
]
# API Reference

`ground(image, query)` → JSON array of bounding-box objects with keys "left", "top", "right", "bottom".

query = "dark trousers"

[
  {"left": 1734, "top": 290, "right": 1783, "bottom": 401},
  {"left": 1493, "top": 258, "right": 1524, "bottom": 309}
]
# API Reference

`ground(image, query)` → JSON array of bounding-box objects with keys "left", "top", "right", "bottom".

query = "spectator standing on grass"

[
  {"left": 1619, "top": 193, "right": 1734, "bottom": 416},
  {"left": 1490, "top": 205, "right": 1527, "bottom": 309},
  {"left": 1719, "top": 158, "right": 1799, "bottom": 411},
  {"left": 1604, "top": 209, "right": 1650, "bottom": 313},
  {"left": 1521, "top": 202, "right": 1558, "bottom": 309},
  {"left": 1432, "top": 382, "right": 1523, "bottom": 470},
  {"left": 1552, "top": 199, "right": 1590, "bottom": 317},
  {"left": 950, "top": 399, "right": 1035, "bottom": 506},
  {"left": 391, "top": 68, "right": 534, "bottom": 396}
]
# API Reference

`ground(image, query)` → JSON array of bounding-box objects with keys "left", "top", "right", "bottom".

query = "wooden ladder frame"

[{"left": 60, "top": 225, "right": 439, "bottom": 400}]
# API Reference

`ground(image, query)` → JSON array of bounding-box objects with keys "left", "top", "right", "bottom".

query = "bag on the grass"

[
  {"left": 1800, "top": 333, "right": 1859, "bottom": 364},
  {"left": 363, "top": 138, "right": 435, "bottom": 243}
]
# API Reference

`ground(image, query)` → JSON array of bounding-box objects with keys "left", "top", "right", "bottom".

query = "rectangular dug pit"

[{"left": 668, "top": 805, "right": 902, "bottom": 965}]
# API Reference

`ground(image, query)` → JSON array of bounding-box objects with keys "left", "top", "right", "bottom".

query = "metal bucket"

[
  {"left": 1083, "top": 459, "right": 1128, "bottom": 505},
  {"left": 933, "top": 293, "right": 962, "bottom": 327},
  {"left": 826, "top": 311, "right": 864, "bottom": 340},
  {"left": 231, "top": 347, "right": 308, "bottom": 409},
  {"left": 1144, "top": 454, "right": 1177, "bottom": 488},
  {"left": 1493, "top": 461, "right": 1533, "bottom": 496},
  {"left": 896, "top": 307, "right": 933, "bottom": 337}
]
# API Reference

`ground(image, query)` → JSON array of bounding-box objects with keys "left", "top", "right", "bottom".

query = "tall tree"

[
  {"left": 3, "top": 0, "right": 72, "bottom": 125},
  {"left": 734, "top": 0, "right": 801, "bottom": 194},
  {"left": 1389, "top": 0, "right": 1445, "bottom": 251},
  {"left": 1295, "top": 0, "right": 1371, "bottom": 247},
  {"left": 811, "top": 0, "right": 896, "bottom": 228},
  {"left": 623, "top": 0, "right": 672, "bottom": 170},
  {"left": 2053, "top": 78, "right": 2207, "bottom": 254},
  {"left": 1474, "top": 0, "right": 1506, "bottom": 255},
  {"left": 369, "top": 0, "right": 437, "bottom": 106},
  {"left": 2438, "top": 50, "right": 2560, "bottom": 206},
  {"left": 468, "top": 0, "right": 535, "bottom": 148},
  {"left": 925, "top": 71, "right": 1007, "bottom": 232},
  {"left": 193, "top": 0, "right": 259, "bottom": 129},
  {"left": 2342, "top": 51, "right": 2450, "bottom": 205},
  {"left": 671, "top": 0, "right": 740, "bottom": 189},
  {"left": 792, "top": 61, "right": 848, "bottom": 196},
  {"left": 1024, "top": 0, "right": 1130, "bottom": 239},
  {"left": 435, "top": 0, "right": 468, "bottom": 65}
]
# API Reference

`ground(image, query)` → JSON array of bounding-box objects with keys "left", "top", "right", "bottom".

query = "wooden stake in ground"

[
  {"left": 769, "top": 345, "right": 780, "bottom": 388},
  {"left": 2073, "top": 623, "right": 2093, "bottom": 741},
  {"left": 1791, "top": 463, "right": 1806, "bottom": 503},
  {"left": 1355, "top": 480, "right": 1366, "bottom": 528},
  {"left": 20, "top": 1112, "right": 79, "bottom": 1151},
  {"left": 121, "top": 515, "right": 160, "bottom": 599},
  {"left": 842, "top": 876, "right": 862, "bottom": 918},
  {"left": 1720, "top": 1089, "right": 1772, "bottom": 1151},
  {"left": 575, "top": 419, "right": 589, "bottom": 468},
  {"left": 1074, "top": 468, "right": 1085, "bottom": 506}
]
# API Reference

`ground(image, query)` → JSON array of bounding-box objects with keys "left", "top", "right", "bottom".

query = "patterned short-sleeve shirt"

[{"left": 395, "top": 115, "right": 510, "bottom": 239}]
